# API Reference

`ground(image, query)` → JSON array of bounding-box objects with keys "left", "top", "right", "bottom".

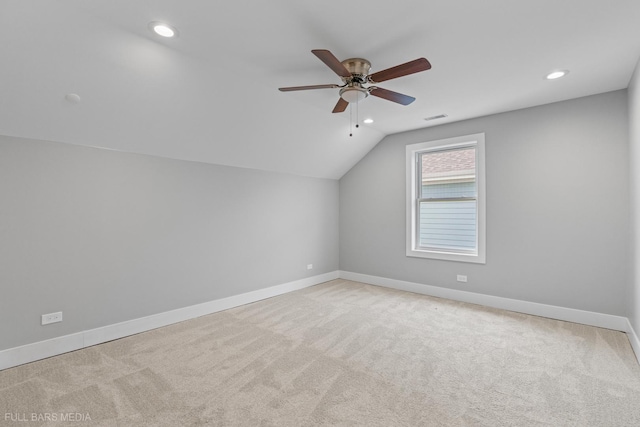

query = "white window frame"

[{"left": 406, "top": 133, "right": 486, "bottom": 264}]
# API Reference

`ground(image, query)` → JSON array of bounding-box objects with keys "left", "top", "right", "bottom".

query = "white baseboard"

[
  {"left": 626, "top": 319, "right": 640, "bottom": 364},
  {"left": 0, "top": 271, "right": 339, "bottom": 371},
  {"left": 339, "top": 271, "right": 629, "bottom": 332},
  {"left": 4, "top": 271, "right": 637, "bottom": 370}
]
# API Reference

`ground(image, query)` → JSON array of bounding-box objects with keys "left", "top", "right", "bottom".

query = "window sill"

[{"left": 406, "top": 248, "right": 486, "bottom": 264}]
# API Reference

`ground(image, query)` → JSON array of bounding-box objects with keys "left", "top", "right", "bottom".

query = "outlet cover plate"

[{"left": 42, "top": 312, "right": 63, "bottom": 325}]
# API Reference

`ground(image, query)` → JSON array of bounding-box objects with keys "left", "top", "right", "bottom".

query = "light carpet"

[{"left": 1, "top": 279, "right": 640, "bottom": 426}]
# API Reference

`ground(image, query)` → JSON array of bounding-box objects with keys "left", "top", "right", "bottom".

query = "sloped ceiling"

[{"left": 1, "top": 0, "right": 640, "bottom": 179}]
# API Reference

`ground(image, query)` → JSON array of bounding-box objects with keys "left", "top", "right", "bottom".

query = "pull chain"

[
  {"left": 348, "top": 101, "right": 360, "bottom": 137},
  {"left": 349, "top": 102, "right": 353, "bottom": 137}
]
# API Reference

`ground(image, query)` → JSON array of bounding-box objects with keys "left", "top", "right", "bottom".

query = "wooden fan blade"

[
  {"left": 312, "top": 49, "right": 352, "bottom": 78},
  {"left": 368, "top": 58, "right": 431, "bottom": 83},
  {"left": 369, "top": 87, "right": 416, "bottom": 105},
  {"left": 279, "top": 84, "right": 339, "bottom": 92},
  {"left": 332, "top": 97, "right": 348, "bottom": 113}
]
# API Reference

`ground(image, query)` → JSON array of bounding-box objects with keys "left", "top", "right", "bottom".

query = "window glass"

[{"left": 418, "top": 147, "right": 477, "bottom": 252}]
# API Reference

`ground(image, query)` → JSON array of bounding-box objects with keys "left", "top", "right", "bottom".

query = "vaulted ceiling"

[{"left": 2, "top": 1, "right": 640, "bottom": 179}]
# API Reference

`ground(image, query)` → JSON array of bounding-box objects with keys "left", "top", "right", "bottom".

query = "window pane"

[
  {"left": 418, "top": 147, "right": 477, "bottom": 252},
  {"left": 420, "top": 148, "right": 476, "bottom": 199},
  {"left": 418, "top": 200, "right": 477, "bottom": 251},
  {"left": 421, "top": 181, "right": 476, "bottom": 199}
]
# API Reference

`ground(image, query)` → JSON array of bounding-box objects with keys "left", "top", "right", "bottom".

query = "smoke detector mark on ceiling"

[{"left": 64, "top": 93, "right": 81, "bottom": 104}]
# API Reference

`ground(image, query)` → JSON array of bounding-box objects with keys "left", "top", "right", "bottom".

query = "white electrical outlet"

[
  {"left": 456, "top": 275, "right": 468, "bottom": 283},
  {"left": 41, "top": 311, "right": 63, "bottom": 325},
  {"left": 307, "top": 264, "right": 313, "bottom": 270}
]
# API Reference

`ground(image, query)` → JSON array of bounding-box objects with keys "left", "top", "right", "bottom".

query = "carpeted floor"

[{"left": 1, "top": 279, "right": 640, "bottom": 426}]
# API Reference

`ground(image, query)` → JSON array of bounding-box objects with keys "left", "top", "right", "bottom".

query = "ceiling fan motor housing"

[
  {"left": 340, "top": 58, "right": 372, "bottom": 81},
  {"left": 339, "top": 58, "right": 371, "bottom": 103}
]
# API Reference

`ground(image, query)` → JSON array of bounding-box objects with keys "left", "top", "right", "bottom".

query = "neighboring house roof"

[{"left": 422, "top": 148, "right": 476, "bottom": 183}]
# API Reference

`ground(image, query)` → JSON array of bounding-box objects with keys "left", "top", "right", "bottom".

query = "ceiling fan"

[{"left": 279, "top": 49, "right": 431, "bottom": 113}]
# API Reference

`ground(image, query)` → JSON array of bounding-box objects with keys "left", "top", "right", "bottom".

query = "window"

[{"left": 406, "top": 133, "right": 485, "bottom": 263}]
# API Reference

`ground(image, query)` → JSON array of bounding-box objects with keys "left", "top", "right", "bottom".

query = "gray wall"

[
  {"left": 340, "top": 90, "right": 629, "bottom": 316},
  {"left": 0, "top": 135, "right": 339, "bottom": 351},
  {"left": 629, "top": 59, "right": 640, "bottom": 333}
]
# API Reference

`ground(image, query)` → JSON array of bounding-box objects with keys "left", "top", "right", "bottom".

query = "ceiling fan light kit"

[
  {"left": 340, "top": 86, "right": 368, "bottom": 103},
  {"left": 279, "top": 49, "right": 432, "bottom": 114}
]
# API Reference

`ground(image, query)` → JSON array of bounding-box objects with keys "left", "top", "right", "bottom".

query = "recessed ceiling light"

[
  {"left": 149, "top": 22, "right": 177, "bottom": 38},
  {"left": 545, "top": 70, "right": 568, "bottom": 80},
  {"left": 363, "top": 118, "right": 374, "bottom": 124}
]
